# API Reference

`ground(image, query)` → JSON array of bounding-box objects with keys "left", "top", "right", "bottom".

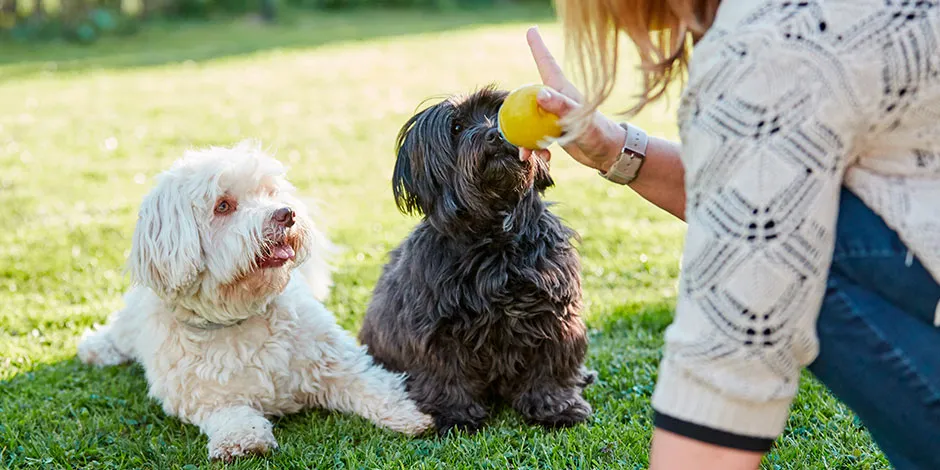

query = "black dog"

[{"left": 358, "top": 86, "right": 594, "bottom": 435}]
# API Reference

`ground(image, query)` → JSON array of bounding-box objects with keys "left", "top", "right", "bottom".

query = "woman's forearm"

[
  {"left": 650, "top": 429, "right": 764, "bottom": 470},
  {"left": 601, "top": 135, "right": 686, "bottom": 221}
]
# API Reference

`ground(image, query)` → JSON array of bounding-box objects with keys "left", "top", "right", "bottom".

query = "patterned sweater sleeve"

[{"left": 650, "top": 6, "right": 877, "bottom": 450}]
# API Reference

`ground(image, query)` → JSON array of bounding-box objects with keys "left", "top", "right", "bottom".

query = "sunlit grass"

[{"left": 0, "top": 9, "right": 888, "bottom": 469}]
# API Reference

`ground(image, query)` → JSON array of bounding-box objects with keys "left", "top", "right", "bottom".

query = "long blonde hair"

[{"left": 557, "top": 0, "right": 720, "bottom": 124}]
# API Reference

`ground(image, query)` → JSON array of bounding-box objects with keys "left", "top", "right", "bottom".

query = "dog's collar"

[{"left": 178, "top": 316, "right": 248, "bottom": 331}]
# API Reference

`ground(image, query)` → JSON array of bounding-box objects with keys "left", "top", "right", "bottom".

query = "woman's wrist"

[
  {"left": 595, "top": 117, "right": 628, "bottom": 173},
  {"left": 603, "top": 133, "right": 687, "bottom": 221},
  {"left": 650, "top": 428, "right": 764, "bottom": 470}
]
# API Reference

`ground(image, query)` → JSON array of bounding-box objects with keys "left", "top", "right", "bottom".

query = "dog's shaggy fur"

[
  {"left": 359, "top": 87, "right": 595, "bottom": 435},
  {"left": 77, "top": 142, "right": 432, "bottom": 461}
]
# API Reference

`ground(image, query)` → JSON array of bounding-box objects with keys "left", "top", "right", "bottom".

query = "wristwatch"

[{"left": 598, "top": 122, "right": 648, "bottom": 185}]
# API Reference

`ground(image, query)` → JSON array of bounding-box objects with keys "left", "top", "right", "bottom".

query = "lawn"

[{"left": 0, "top": 7, "right": 889, "bottom": 469}]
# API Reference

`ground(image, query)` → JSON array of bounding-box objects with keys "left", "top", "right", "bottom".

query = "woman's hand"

[
  {"left": 520, "top": 27, "right": 627, "bottom": 173},
  {"left": 521, "top": 26, "right": 686, "bottom": 220}
]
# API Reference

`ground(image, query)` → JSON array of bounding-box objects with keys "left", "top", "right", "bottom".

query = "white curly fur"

[{"left": 77, "top": 141, "right": 432, "bottom": 461}]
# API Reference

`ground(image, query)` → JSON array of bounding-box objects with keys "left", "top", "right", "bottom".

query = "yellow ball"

[{"left": 497, "top": 84, "right": 563, "bottom": 150}]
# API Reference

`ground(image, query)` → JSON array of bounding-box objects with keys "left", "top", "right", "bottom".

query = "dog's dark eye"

[
  {"left": 452, "top": 122, "right": 463, "bottom": 134},
  {"left": 215, "top": 199, "right": 235, "bottom": 215}
]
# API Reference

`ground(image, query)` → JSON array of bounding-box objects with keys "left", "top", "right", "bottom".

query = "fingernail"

[{"left": 537, "top": 88, "right": 551, "bottom": 101}]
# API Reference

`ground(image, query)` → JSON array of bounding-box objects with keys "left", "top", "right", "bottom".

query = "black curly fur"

[{"left": 359, "top": 87, "right": 595, "bottom": 435}]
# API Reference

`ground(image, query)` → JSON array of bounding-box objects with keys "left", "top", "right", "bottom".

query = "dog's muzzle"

[
  {"left": 257, "top": 207, "right": 297, "bottom": 269},
  {"left": 485, "top": 128, "right": 520, "bottom": 158}
]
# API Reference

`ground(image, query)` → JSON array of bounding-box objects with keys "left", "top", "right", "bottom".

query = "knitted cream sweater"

[{"left": 651, "top": 0, "right": 940, "bottom": 445}]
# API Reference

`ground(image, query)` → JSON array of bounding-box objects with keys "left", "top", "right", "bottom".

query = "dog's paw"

[
  {"left": 578, "top": 368, "right": 598, "bottom": 388},
  {"left": 382, "top": 407, "right": 435, "bottom": 436},
  {"left": 515, "top": 389, "right": 592, "bottom": 429},
  {"left": 77, "top": 327, "right": 129, "bottom": 367},
  {"left": 207, "top": 420, "right": 278, "bottom": 462},
  {"left": 531, "top": 395, "right": 592, "bottom": 429},
  {"left": 433, "top": 404, "right": 487, "bottom": 436}
]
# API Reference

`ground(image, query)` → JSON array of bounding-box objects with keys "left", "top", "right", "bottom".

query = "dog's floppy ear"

[
  {"left": 392, "top": 108, "right": 426, "bottom": 215},
  {"left": 392, "top": 102, "right": 456, "bottom": 216},
  {"left": 128, "top": 174, "right": 203, "bottom": 297}
]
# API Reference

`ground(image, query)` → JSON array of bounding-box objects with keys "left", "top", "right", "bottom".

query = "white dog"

[{"left": 77, "top": 141, "right": 432, "bottom": 461}]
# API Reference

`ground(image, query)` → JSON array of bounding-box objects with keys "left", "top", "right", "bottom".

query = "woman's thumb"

[{"left": 537, "top": 87, "right": 576, "bottom": 117}]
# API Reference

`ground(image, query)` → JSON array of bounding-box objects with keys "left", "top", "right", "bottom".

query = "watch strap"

[{"left": 599, "top": 123, "right": 648, "bottom": 185}]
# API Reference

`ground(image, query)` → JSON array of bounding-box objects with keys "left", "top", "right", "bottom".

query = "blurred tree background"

[{"left": 0, "top": 0, "right": 545, "bottom": 44}]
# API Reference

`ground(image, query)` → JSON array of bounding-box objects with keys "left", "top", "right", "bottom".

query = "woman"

[{"left": 520, "top": 1, "right": 940, "bottom": 469}]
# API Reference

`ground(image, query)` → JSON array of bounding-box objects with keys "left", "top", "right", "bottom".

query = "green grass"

[{"left": 0, "top": 8, "right": 889, "bottom": 469}]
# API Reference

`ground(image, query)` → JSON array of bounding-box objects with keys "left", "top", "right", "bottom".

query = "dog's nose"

[
  {"left": 485, "top": 127, "right": 502, "bottom": 145},
  {"left": 486, "top": 127, "right": 519, "bottom": 155},
  {"left": 273, "top": 207, "right": 295, "bottom": 227}
]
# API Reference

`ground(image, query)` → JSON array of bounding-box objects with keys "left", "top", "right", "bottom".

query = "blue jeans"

[{"left": 808, "top": 188, "right": 940, "bottom": 469}]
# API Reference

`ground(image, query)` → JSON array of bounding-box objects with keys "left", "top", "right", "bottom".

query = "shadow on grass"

[
  {"left": 0, "top": 357, "right": 391, "bottom": 469},
  {"left": 0, "top": 298, "right": 889, "bottom": 469},
  {"left": 0, "top": 5, "right": 554, "bottom": 81},
  {"left": 0, "top": 298, "right": 669, "bottom": 468},
  {"left": 0, "top": 352, "right": 637, "bottom": 469}
]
